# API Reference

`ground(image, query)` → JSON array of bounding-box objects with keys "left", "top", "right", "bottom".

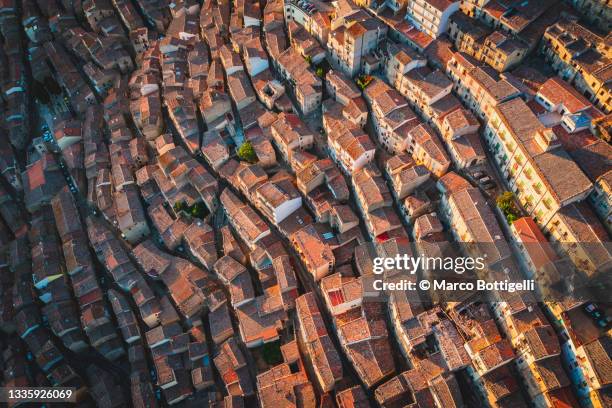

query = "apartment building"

[
  {"left": 404, "top": 0, "right": 459, "bottom": 39},
  {"left": 541, "top": 18, "right": 612, "bottom": 114},
  {"left": 402, "top": 66, "right": 453, "bottom": 118},
  {"left": 513, "top": 325, "right": 576, "bottom": 408},
  {"left": 448, "top": 12, "right": 528, "bottom": 72},
  {"left": 364, "top": 78, "right": 419, "bottom": 153},
  {"left": 484, "top": 98, "right": 593, "bottom": 229},
  {"left": 327, "top": 18, "right": 387, "bottom": 77},
  {"left": 255, "top": 176, "right": 303, "bottom": 224},
  {"left": 566, "top": 0, "right": 611, "bottom": 32},
  {"left": 384, "top": 41, "right": 427, "bottom": 91},
  {"left": 509, "top": 217, "right": 561, "bottom": 279},
  {"left": 440, "top": 107, "right": 485, "bottom": 169},
  {"left": 437, "top": 172, "right": 511, "bottom": 267},
  {"left": 573, "top": 336, "right": 612, "bottom": 405},
  {"left": 572, "top": 140, "right": 612, "bottom": 233},
  {"left": 364, "top": 79, "right": 450, "bottom": 176},
  {"left": 405, "top": 123, "right": 451, "bottom": 177},
  {"left": 295, "top": 293, "right": 343, "bottom": 391},
  {"left": 276, "top": 48, "right": 323, "bottom": 115},
  {"left": 283, "top": 0, "right": 334, "bottom": 44},
  {"left": 460, "top": 0, "right": 556, "bottom": 39},
  {"left": 546, "top": 203, "right": 612, "bottom": 278},
  {"left": 535, "top": 76, "right": 600, "bottom": 134},
  {"left": 446, "top": 52, "right": 521, "bottom": 120},
  {"left": 323, "top": 101, "right": 376, "bottom": 172}
]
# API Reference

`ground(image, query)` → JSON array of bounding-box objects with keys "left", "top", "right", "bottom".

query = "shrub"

[
  {"left": 173, "top": 200, "right": 188, "bottom": 213},
  {"left": 190, "top": 202, "right": 207, "bottom": 219},
  {"left": 237, "top": 141, "right": 258, "bottom": 163},
  {"left": 356, "top": 75, "right": 373, "bottom": 90},
  {"left": 496, "top": 191, "right": 521, "bottom": 224}
]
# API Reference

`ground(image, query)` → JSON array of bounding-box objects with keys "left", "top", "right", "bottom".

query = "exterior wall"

[
  {"left": 244, "top": 15, "right": 260, "bottom": 28},
  {"left": 409, "top": 143, "right": 449, "bottom": 178},
  {"left": 273, "top": 197, "right": 302, "bottom": 223},
  {"left": 284, "top": 2, "right": 311, "bottom": 27},
  {"left": 351, "top": 150, "right": 375, "bottom": 172},
  {"left": 570, "top": 0, "right": 612, "bottom": 32},
  {"left": 405, "top": 0, "right": 460, "bottom": 38},
  {"left": 545, "top": 212, "right": 603, "bottom": 275},
  {"left": 328, "top": 26, "right": 387, "bottom": 78},
  {"left": 297, "top": 89, "right": 322, "bottom": 115},
  {"left": 446, "top": 57, "right": 521, "bottom": 120},
  {"left": 440, "top": 195, "right": 470, "bottom": 243},
  {"left": 395, "top": 172, "right": 429, "bottom": 198},
  {"left": 541, "top": 29, "right": 612, "bottom": 114},
  {"left": 589, "top": 180, "right": 611, "bottom": 233},
  {"left": 225, "top": 65, "right": 243, "bottom": 76},
  {"left": 122, "top": 221, "right": 150, "bottom": 245},
  {"left": 483, "top": 116, "right": 561, "bottom": 227},
  {"left": 284, "top": 2, "right": 329, "bottom": 44},
  {"left": 246, "top": 57, "right": 269, "bottom": 77}
]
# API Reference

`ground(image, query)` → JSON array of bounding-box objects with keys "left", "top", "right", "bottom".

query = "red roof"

[
  {"left": 376, "top": 231, "right": 391, "bottom": 243},
  {"left": 512, "top": 217, "right": 558, "bottom": 270},
  {"left": 285, "top": 113, "right": 302, "bottom": 128},
  {"left": 79, "top": 288, "right": 103, "bottom": 306},
  {"left": 223, "top": 370, "right": 239, "bottom": 384},
  {"left": 245, "top": 125, "right": 264, "bottom": 139},
  {"left": 527, "top": 99, "right": 547, "bottom": 116},
  {"left": 547, "top": 386, "right": 580, "bottom": 408},
  {"left": 483, "top": 0, "right": 506, "bottom": 20},
  {"left": 27, "top": 161, "right": 45, "bottom": 190},
  {"left": 552, "top": 125, "right": 597, "bottom": 152},
  {"left": 328, "top": 289, "right": 345, "bottom": 307},
  {"left": 538, "top": 77, "right": 591, "bottom": 114},
  {"left": 405, "top": 27, "right": 434, "bottom": 50}
]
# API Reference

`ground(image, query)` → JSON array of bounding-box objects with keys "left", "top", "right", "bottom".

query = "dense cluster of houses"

[{"left": 0, "top": 0, "right": 610, "bottom": 407}]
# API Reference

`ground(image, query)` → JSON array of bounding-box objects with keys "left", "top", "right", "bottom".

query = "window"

[{"left": 533, "top": 182, "right": 544, "bottom": 195}]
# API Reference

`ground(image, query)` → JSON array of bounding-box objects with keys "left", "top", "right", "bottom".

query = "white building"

[
  {"left": 255, "top": 178, "right": 303, "bottom": 224},
  {"left": 405, "top": 0, "right": 460, "bottom": 39}
]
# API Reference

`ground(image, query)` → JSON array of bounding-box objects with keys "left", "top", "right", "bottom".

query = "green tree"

[
  {"left": 496, "top": 191, "right": 520, "bottom": 224},
  {"left": 316, "top": 67, "right": 324, "bottom": 78},
  {"left": 237, "top": 141, "right": 258, "bottom": 163},
  {"left": 356, "top": 75, "right": 372, "bottom": 90},
  {"left": 506, "top": 213, "right": 518, "bottom": 224},
  {"left": 190, "top": 202, "right": 207, "bottom": 219},
  {"left": 173, "top": 200, "right": 188, "bottom": 214},
  {"left": 304, "top": 55, "right": 313, "bottom": 65},
  {"left": 496, "top": 191, "right": 515, "bottom": 212}
]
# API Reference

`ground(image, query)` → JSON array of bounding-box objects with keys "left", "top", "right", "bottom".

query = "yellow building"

[
  {"left": 449, "top": 12, "right": 528, "bottom": 72},
  {"left": 542, "top": 17, "right": 612, "bottom": 114}
]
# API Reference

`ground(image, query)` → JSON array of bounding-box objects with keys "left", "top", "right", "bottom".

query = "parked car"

[
  {"left": 597, "top": 316, "right": 611, "bottom": 328},
  {"left": 584, "top": 303, "right": 603, "bottom": 318},
  {"left": 482, "top": 181, "right": 496, "bottom": 190},
  {"left": 479, "top": 176, "right": 492, "bottom": 184},
  {"left": 472, "top": 171, "right": 486, "bottom": 179}
]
